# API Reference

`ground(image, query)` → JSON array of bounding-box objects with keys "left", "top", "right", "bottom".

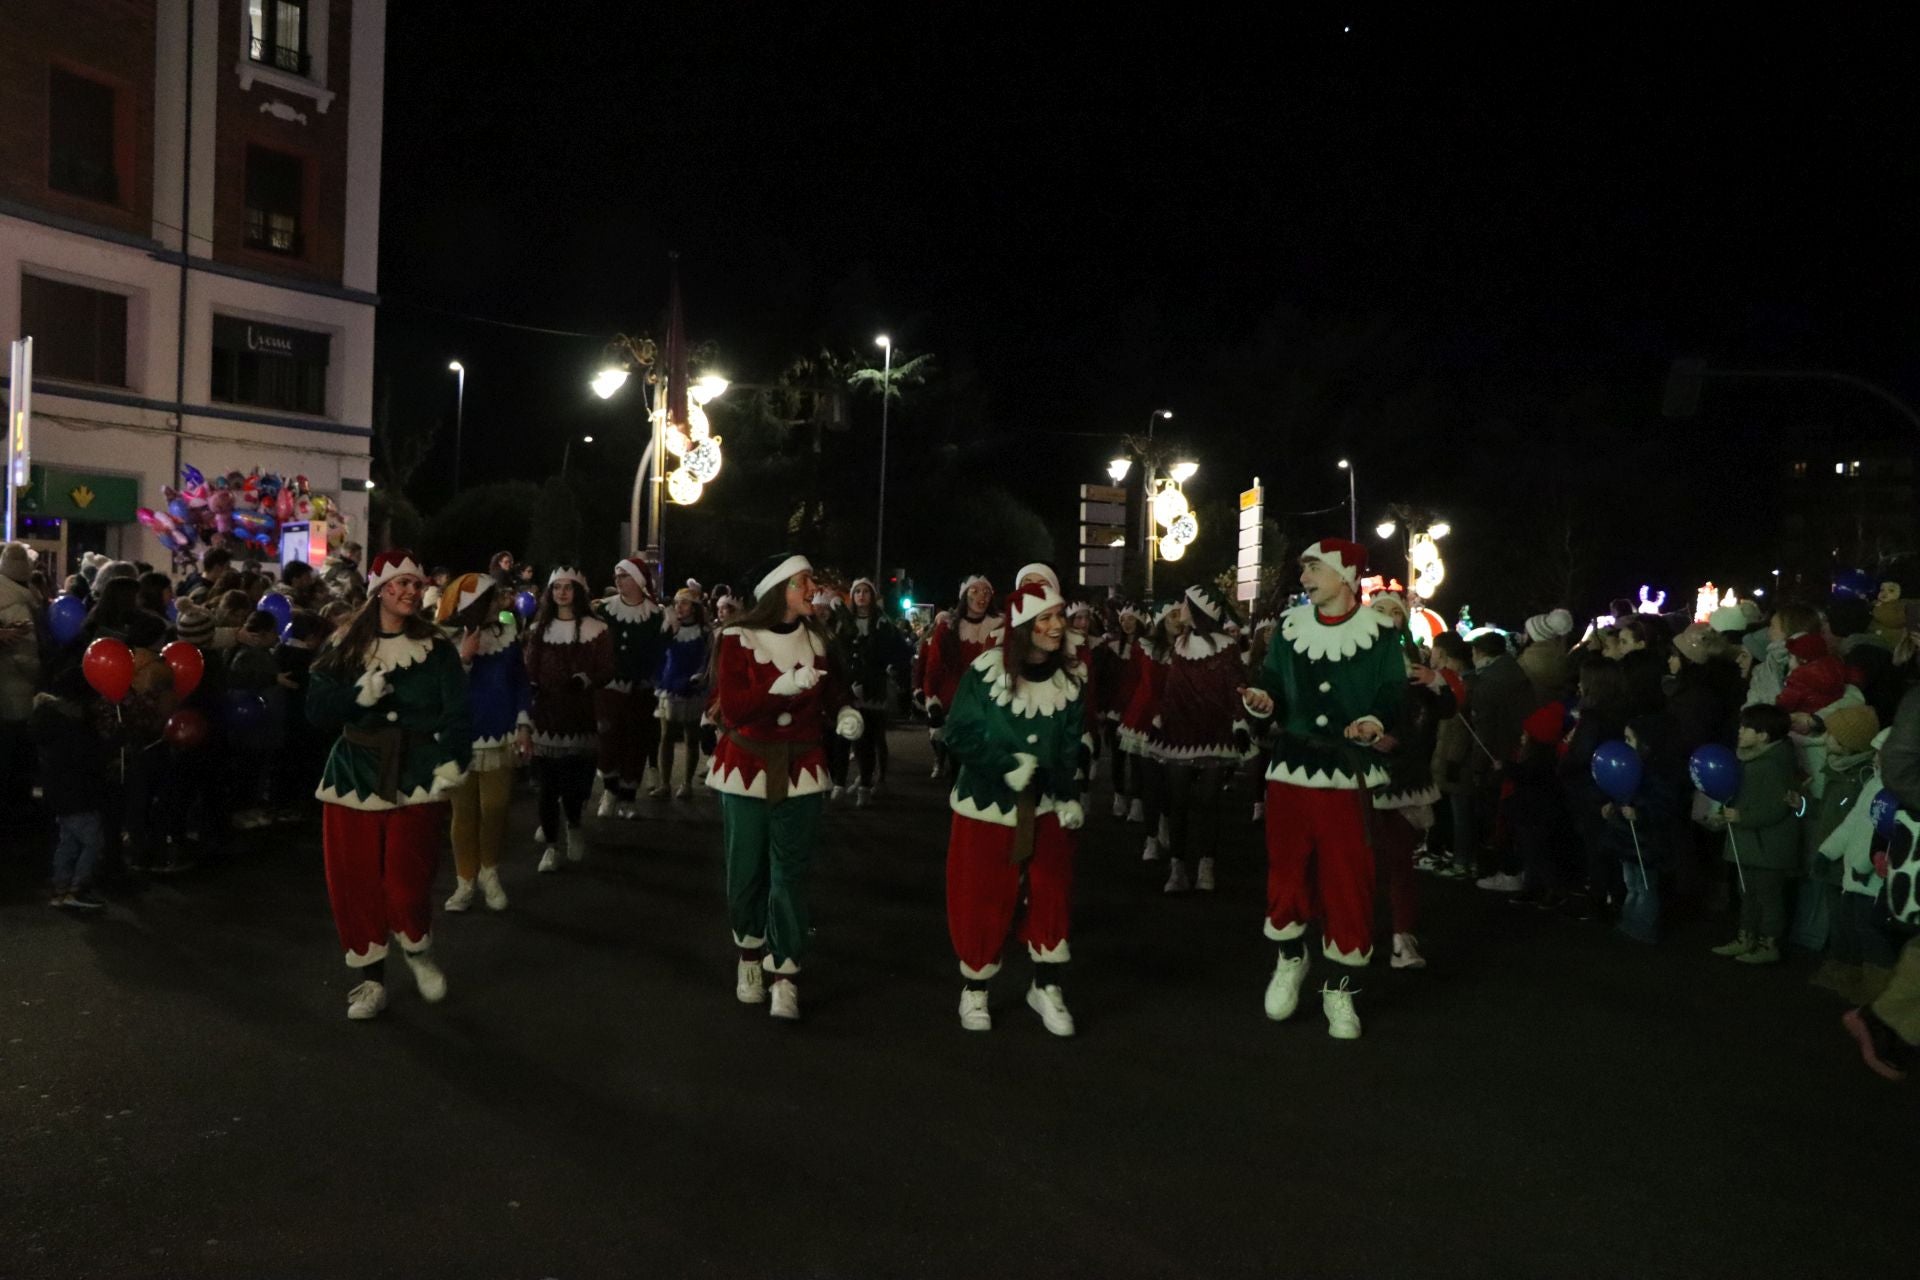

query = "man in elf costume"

[
  {"left": 705, "top": 553, "right": 866, "bottom": 1022},
  {"left": 922, "top": 574, "right": 1003, "bottom": 780},
  {"left": 594, "top": 556, "right": 670, "bottom": 816},
  {"left": 1241, "top": 538, "right": 1405, "bottom": 1039}
]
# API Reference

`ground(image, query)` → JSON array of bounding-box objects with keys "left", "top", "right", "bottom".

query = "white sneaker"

[
  {"left": 595, "top": 790, "right": 618, "bottom": 819},
  {"left": 538, "top": 847, "right": 559, "bottom": 873},
  {"left": 768, "top": 979, "right": 800, "bottom": 1021},
  {"left": 1196, "top": 857, "right": 1217, "bottom": 892},
  {"left": 1127, "top": 798, "right": 1145, "bottom": 823},
  {"left": 1476, "top": 872, "right": 1524, "bottom": 893},
  {"left": 1142, "top": 837, "right": 1162, "bottom": 862},
  {"left": 616, "top": 802, "right": 639, "bottom": 820},
  {"left": 1026, "top": 984, "right": 1076, "bottom": 1037},
  {"left": 958, "top": 987, "right": 991, "bottom": 1031},
  {"left": 346, "top": 979, "right": 387, "bottom": 1021},
  {"left": 404, "top": 949, "right": 448, "bottom": 1003},
  {"left": 648, "top": 785, "right": 670, "bottom": 801},
  {"left": 533, "top": 825, "right": 547, "bottom": 844},
  {"left": 478, "top": 867, "right": 508, "bottom": 911},
  {"left": 674, "top": 784, "right": 691, "bottom": 800},
  {"left": 1263, "top": 950, "right": 1309, "bottom": 1021},
  {"left": 736, "top": 960, "right": 767, "bottom": 1004},
  {"left": 565, "top": 824, "right": 586, "bottom": 863},
  {"left": 855, "top": 786, "right": 872, "bottom": 808},
  {"left": 1252, "top": 801, "right": 1265, "bottom": 822},
  {"left": 830, "top": 785, "right": 845, "bottom": 802},
  {"left": 1111, "top": 794, "right": 1128, "bottom": 819},
  {"left": 930, "top": 764, "right": 943, "bottom": 780},
  {"left": 444, "top": 877, "right": 475, "bottom": 912},
  {"left": 1321, "top": 978, "right": 1362, "bottom": 1039},
  {"left": 1163, "top": 858, "right": 1192, "bottom": 894},
  {"left": 1391, "top": 932, "right": 1426, "bottom": 970}
]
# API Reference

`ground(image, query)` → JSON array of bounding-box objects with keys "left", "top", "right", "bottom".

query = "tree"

[
  {"left": 847, "top": 350, "right": 935, "bottom": 402},
  {"left": 419, "top": 481, "right": 540, "bottom": 572},
  {"left": 525, "top": 475, "right": 584, "bottom": 572}
]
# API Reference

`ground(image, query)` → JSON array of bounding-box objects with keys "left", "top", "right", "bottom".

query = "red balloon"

[
  {"left": 81, "top": 638, "right": 134, "bottom": 704},
  {"left": 160, "top": 641, "right": 204, "bottom": 699},
  {"left": 162, "top": 707, "right": 209, "bottom": 750}
]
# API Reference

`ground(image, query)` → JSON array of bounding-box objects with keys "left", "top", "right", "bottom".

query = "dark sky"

[{"left": 373, "top": 8, "right": 1920, "bottom": 609}]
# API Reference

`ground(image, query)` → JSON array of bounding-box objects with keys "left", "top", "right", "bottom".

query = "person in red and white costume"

[
  {"left": 526, "top": 567, "right": 614, "bottom": 872},
  {"left": 1118, "top": 604, "right": 1175, "bottom": 859},
  {"left": 922, "top": 574, "right": 1003, "bottom": 780},
  {"left": 1241, "top": 538, "right": 1406, "bottom": 1040},
  {"left": 705, "top": 553, "right": 865, "bottom": 1022}
]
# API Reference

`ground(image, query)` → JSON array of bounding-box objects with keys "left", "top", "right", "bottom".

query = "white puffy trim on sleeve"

[
  {"left": 429, "top": 759, "right": 468, "bottom": 796},
  {"left": 354, "top": 666, "right": 390, "bottom": 708}
]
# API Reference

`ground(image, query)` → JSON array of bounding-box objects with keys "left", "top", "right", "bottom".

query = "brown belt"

[
  {"left": 725, "top": 730, "right": 820, "bottom": 805},
  {"left": 342, "top": 724, "right": 431, "bottom": 804},
  {"left": 1010, "top": 791, "right": 1039, "bottom": 865}
]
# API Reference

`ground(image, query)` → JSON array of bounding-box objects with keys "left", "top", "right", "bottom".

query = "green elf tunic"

[
  {"left": 310, "top": 631, "right": 473, "bottom": 810},
  {"left": 1250, "top": 602, "right": 1406, "bottom": 790}
]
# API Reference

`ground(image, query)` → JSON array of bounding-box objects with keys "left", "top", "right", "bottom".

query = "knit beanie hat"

[
  {"left": 849, "top": 576, "right": 879, "bottom": 601},
  {"left": 1823, "top": 704, "right": 1881, "bottom": 756},
  {"left": 957, "top": 573, "right": 992, "bottom": 606},
  {"left": 1785, "top": 632, "right": 1828, "bottom": 663},
  {"left": 1708, "top": 605, "right": 1749, "bottom": 635},
  {"left": 1015, "top": 562, "right": 1061, "bottom": 595},
  {"left": 174, "top": 601, "right": 216, "bottom": 647},
  {"left": 95, "top": 559, "right": 139, "bottom": 587},
  {"left": 366, "top": 549, "right": 425, "bottom": 595},
  {"left": 1672, "top": 622, "right": 1725, "bottom": 665},
  {"left": 0, "top": 541, "right": 31, "bottom": 584},
  {"left": 1738, "top": 598, "right": 1764, "bottom": 626},
  {"left": 1299, "top": 538, "right": 1366, "bottom": 589},
  {"left": 1524, "top": 608, "right": 1574, "bottom": 644}
]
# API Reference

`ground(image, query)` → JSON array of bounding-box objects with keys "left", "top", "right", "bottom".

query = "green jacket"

[
  {"left": 309, "top": 631, "right": 473, "bottom": 811},
  {"left": 1246, "top": 602, "right": 1405, "bottom": 790},
  {"left": 1724, "top": 738, "right": 1801, "bottom": 874},
  {"left": 945, "top": 647, "right": 1085, "bottom": 827}
]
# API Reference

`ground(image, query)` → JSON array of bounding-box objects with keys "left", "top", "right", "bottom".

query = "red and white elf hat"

[
  {"left": 367, "top": 548, "right": 425, "bottom": 594},
  {"left": 1299, "top": 538, "right": 1368, "bottom": 588},
  {"left": 614, "top": 556, "right": 656, "bottom": 596},
  {"left": 1005, "top": 579, "right": 1064, "bottom": 630}
]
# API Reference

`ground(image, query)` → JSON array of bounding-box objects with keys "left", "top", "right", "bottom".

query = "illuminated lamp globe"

[
  {"left": 1168, "top": 460, "right": 1199, "bottom": 483},
  {"left": 1428, "top": 521, "right": 1451, "bottom": 540},
  {"left": 1159, "top": 539, "right": 1187, "bottom": 563},
  {"left": 1165, "top": 512, "right": 1199, "bottom": 547},
  {"left": 1152, "top": 486, "right": 1190, "bottom": 528},
  {"left": 1107, "top": 458, "right": 1132, "bottom": 483},
  {"left": 691, "top": 375, "right": 730, "bottom": 406},
  {"left": 666, "top": 469, "right": 704, "bottom": 505},
  {"left": 591, "top": 367, "right": 629, "bottom": 399},
  {"left": 684, "top": 437, "right": 723, "bottom": 484},
  {"left": 663, "top": 423, "right": 692, "bottom": 458}
]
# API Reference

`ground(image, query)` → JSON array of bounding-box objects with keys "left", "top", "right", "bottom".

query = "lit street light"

[
  {"left": 874, "top": 334, "right": 892, "bottom": 586},
  {"left": 1168, "top": 459, "right": 1199, "bottom": 483},
  {"left": 1107, "top": 457, "right": 1132, "bottom": 483},
  {"left": 561, "top": 434, "right": 594, "bottom": 477},
  {"left": 591, "top": 367, "right": 629, "bottom": 400},
  {"left": 1337, "top": 458, "right": 1356, "bottom": 542},
  {"left": 448, "top": 361, "right": 465, "bottom": 488},
  {"left": 1375, "top": 519, "right": 1398, "bottom": 540}
]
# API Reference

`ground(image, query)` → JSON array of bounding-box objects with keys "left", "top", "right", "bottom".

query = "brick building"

[{"left": 0, "top": 0, "right": 384, "bottom": 578}]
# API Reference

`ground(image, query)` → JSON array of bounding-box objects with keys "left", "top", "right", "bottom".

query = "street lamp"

[
  {"left": 591, "top": 367, "right": 629, "bottom": 400},
  {"left": 1337, "top": 458, "right": 1356, "bottom": 542},
  {"left": 1375, "top": 519, "right": 1398, "bottom": 540},
  {"left": 1138, "top": 409, "right": 1173, "bottom": 596},
  {"left": 1107, "top": 457, "right": 1132, "bottom": 483},
  {"left": 874, "top": 334, "right": 893, "bottom": 586},
  {"left": 448, "top": 361, "right": 465, "bottom": 488},
  {"left": 561, "top": 434, "right": 594, "bottom": 477},
  {"left": 1168, "top": 459, "right": 1199, "bottom": 483}
]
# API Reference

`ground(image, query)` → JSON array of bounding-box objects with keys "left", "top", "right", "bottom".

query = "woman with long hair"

[
  {"left": 943, "top": 579, "right": 1088, "bottom": 1035},
  {"left": 840, "top": 576, "right": 901, "bottom": 805},
  {"left": 1147, "top": 584, "right": 1257, "bottom": 894},
  {"left": 1366, "top": 593, "right": 1456, "bottom": 969},
  {"left": 922, "top": 575, "right": 1002, "bottom": 781},
  {"left": 308, "top": 550, "right": 472, "bottom": 1020},
  {"left": 526, "top": 566, "right": 614, "bottom": 872},
  {"left": 1118, "top": 604, "right": 1174, "bottom": 859},
  {"left": 1099, "top": 605, "right": 1147, "bottom": 819},
  {"left": 593, "top": 557, "right": 670, "bottom": 816},
  {"left": 436, "top": 573, "right": 531, "bottom": 913},
  {"left": 654, "top": 584, "right": 710, "bottom": 798},
  {"left": 704, "top": 553, "right": 865, "bottom": 1022}
]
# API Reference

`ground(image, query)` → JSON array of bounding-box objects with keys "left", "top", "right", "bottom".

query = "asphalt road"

[{"left": 2, "top": 730, "right": 1916, "bottom": 1279}]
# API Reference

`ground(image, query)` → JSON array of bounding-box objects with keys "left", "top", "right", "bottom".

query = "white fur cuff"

[
  {"left": 835, "top": 707, "right": 864, "bottom": 741},
  {"left": 354, "top": 666, "right": 390, "bottom": 708}
]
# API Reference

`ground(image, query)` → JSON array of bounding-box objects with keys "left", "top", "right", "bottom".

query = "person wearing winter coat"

[
  {"left": 1, "top": 541, "right": 45, "bottom": 813},
  {"left": 1815, "top": 729, "right": 1898, "bottom": 1005},
  {"left": 922, "top": 576, "right": 1003, "bottom": 780},
  {"left": 836, "top": 577, "right": 900, "bottom": 804},
  {"left": 1667, "top": 624, "right": 1745, "bottom": 757},
  {"left": 1117, "top": 606, "right": 1173, "bottom": 859},
  {"left": 1558, "top": 655, "right": 1634, "bottom": 917},
  {"left": 1100, "top": 605, "right": 1148, "bottom": 820},
  {"left": 1707, "top": 703, "right": 1800, "bottom": 965},
  {"left": 1600, "top": 715, "right": 1682, "bottom": 943},
  {"left": 527, "top": 566, "right": 615, "bottom": 871},
  {"left": 438, "top": 574, "right": 532, "bottom": 913},
  {"left": 655, "top": 586, "right": 710, "bottom": 799},
  {"left": 1367, "top": 595, "right": 1457, "bottom": 969},
  {"left": 32, "top": 665, "right": 110, "bottom": 909}
]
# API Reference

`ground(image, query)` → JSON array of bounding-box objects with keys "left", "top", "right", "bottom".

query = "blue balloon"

[
  {"left": 49, "top": 594, "right": 87, "bottom": 646},
  {"left": 514, "top": 590, "right": 538, "bottom": 620},
  {"left": 1832, "top": 569, "right": 1877, "bottom": 601},
  {"left": 223, "top": 690, "right": 267, "bottom": 733},
  {"left": 1870, "top": 788, "right": 1901, "bottom": 838},
  {"left": 1591, "top": 740, "right": 1644, "bottom": 805},
  {"left": 257, "top": 592, "right": 293, "bottom": 627},
  {"left": 1688, "top": 744, "right": 1743, "bottom": 805}
]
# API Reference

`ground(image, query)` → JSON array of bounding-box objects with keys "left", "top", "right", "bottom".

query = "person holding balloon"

[
  {"left": 1704, "top": 704, "right": 1800, "bottom": 965},
  {"left": 308, "top": 549, "right": 472, "bottom": 1022},
  {"left": 1593, "top": 719, "right": 1679, "bottom": 943},
  {"left": 111, "top": 613, "right": 180, "bottom": 876}
]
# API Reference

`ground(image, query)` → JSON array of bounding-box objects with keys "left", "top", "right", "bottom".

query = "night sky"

[{"left": 373, "top": 10, "right": 1919, "bottom": 618}]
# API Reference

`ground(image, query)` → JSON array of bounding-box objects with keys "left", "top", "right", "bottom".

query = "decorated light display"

[
  {"left": 1152, "top": 482, "right": 1191, "bottom": 528},
  {"left": 1693, "top": 581, "right": 1719, "bottom": 623},
  {"left": 1164, "top": 510, "right": 1199, "bottom": 550},
  {"left": 1636, "top": 586, "right": 1667, "bottom": 615},
  {"left": 1410, "top": 606, "right": 1448, "bottom": 646},
  {"left": 658, "top": 399, "right": 724, "bottom": 505},
  {"left": 1409, "top": 530, "right": 1445, "bottom": 600}
]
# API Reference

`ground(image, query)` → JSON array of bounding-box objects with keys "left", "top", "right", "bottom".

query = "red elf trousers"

[
  {"left": 946, "top": 812, "right": 1076, "bottom": 980},
  {"left": 322, "top": 802, "right": 447, "bottom": 967},
  {"left": 1372, "top": 807, "right": 1421, "bottom": 936},
  {"left": 1263, "top": 780, "right": 1376, "bottom": 965},
  {"left": 595, "top": 685, "right": 659, "bottom": 797}
]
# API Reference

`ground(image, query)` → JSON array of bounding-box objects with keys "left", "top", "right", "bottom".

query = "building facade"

[{"left": 0, "top": 0, "right": 384, "bottom": 579}]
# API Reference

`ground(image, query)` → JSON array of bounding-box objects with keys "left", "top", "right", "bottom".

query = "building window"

[
  {"left": 210, "top": 316, "right": 328, "bottom": 416},
  {"left": 1790, "top": 460, "right": 1807, "bottom": 479},
  {"left": 47, "top": 68, "right": 120, "bottom": 204},
  {"left": 244, "top": 146, "right": 304, "bottom": 255},
  {"left": 20, "top": 274, "right": 128, "bottom": 387},
  {"left": 249, "top": 0, "right": 311, "bottom": 76}
]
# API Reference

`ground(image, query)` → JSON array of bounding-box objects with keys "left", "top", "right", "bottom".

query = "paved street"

[{"left": 3, "top": 730, "right": 1916, "bottom": 1279}]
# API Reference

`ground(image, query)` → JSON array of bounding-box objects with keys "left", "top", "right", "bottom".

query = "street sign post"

[
  {"left": 6, "top": 337, "right": 32, "bottom": 542},
  {"left": 1235, "top": 479, "right": 1264, "bottom": 604},
  {"left": 1079, "top": 482, "right": 1127, "bottom": 588}
]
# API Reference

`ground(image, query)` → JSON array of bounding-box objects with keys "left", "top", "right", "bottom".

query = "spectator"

[
  {"left": 117, "top": 610, "right": 179, "bottom": 875},
  {"left": 33, "top": 664, "right": 110, "bottom": 910},
  {"left": 1, "top": 541, "right": 45, "bottom": 813},
  {"left": 1518, "top": 608, "right": 1574, "bottom": 700},
  {"left": 226, "top": 609, "right": 285, "bottom": 828},
  {"left": 136, "top": 570, "right": 174, "bottom": 621},
  {"left": 273, "top": 610, "right": 328, "bottom": 820},
  {"left": 1708, "top": 703, "right": 1799, "bottom": 966},
  {"left": 1467, "top": 631, "right": 1537, "bottom": 892}
]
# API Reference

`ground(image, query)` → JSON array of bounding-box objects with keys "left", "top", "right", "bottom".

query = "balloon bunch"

[{"left": 137, "top": 465, "right": 333, "bottom": 560}]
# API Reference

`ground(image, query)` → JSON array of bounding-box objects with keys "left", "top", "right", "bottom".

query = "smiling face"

[
  {"left": 616, "top": 574, "right": 646, "bottom": 606},
  {"left": 965, "top": 581, "right": 994, "bottom": 615},
  {"left": 379, "top": 574, "right": 423, "bottom": 621},
  {"left": 785, "top": 571, "right": 818, "bottom": 619},
  {"left": 1299, "top": 558, "right": 1350, "bottom": 610},
  {"left": 1029, "top": 605, "right": 1066, "bottom": 654}
]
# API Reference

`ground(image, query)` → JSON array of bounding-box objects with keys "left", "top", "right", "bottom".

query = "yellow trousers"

[{"left": 449, "top": 766, "right": 515, "bottom": 880}]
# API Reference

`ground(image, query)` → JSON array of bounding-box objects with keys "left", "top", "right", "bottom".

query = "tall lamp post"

[
  {"left": 1337, "top": 457, "right": 1356, "bottom": 542},
  {"left": 1108, "top": 409, "right": 1181, "bottom": 597},
  {"left": 447, "top": 361, "right": 465, "bottom": 488},
  {"left": 561, "top": 435, "right": 593, "bottom": 478},
  {"left": 874, "top": 333, "right": 892, "bottom": 586}
]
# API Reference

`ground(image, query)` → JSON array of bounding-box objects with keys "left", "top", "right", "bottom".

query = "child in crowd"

[
  {"left": 117, "top": 611, "right": 178, "bottom": 874},
  {"left": 1816, "top": 728, "right": 1899, "bottom": 1003},
  {"left": 272, "top": 610, "right": 328, "bottom": 821},
  {"left": 1710, "top": 703, "right": 1800, "bottom": 964},
  {"left": 33, "top": 665, "right": 109, "bottom": 910},
  {"left": 226, "top": 609, "right": 284, "bottom": 829},
  {"left": 1601, "top": 716, "right": 1679, "bottom": 942},
  {"left": 1508, "top": 700, "right": 1573, "bottom": 907},
  {"left": 655, "top": 585, "right": 710, "bottom": 798}
]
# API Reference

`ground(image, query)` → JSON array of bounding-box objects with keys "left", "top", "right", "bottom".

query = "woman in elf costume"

[
  {"left": 654, "top": 584, "right": 711, "bottom": 799},
  {"left": 1118, "top": 604, "right": 1175, "bottom": 860},
  {"left": 436, "top": 573, "right": 531, "bottom": 913},
  {"left": 922, "top": 575, "right": 1003, "bottom": 780},
  {"left": 839, "top": 576, "right": 901, "bottom": 805},
  {"left": 526, "top": 566, "right": 614, "bottom": 872},
  {"left": 705, "top": 553, "right": 865, "bottom": 1022},
  {"left": 309, "top": 549, "right": 472, "bottom": 1021},
  {"left": 1101, "top": 604, "right": 1148, "bottom": 820},
  {"left": 943, "top": 580, "right": 1088, "bottom": 1036},
  {"left": 1148, "top": 583, "right": 1258, "bottom": 895},
  {"left": 593, "top": 557, "right": 670, "bottom": 816}
]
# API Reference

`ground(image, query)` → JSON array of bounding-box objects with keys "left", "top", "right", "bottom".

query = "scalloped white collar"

[{"left": 1280, "top": 602, "right": 1386, "bottom": 661}]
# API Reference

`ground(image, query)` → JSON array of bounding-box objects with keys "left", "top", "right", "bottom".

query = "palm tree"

[{"left": 847, "top": 350, "right": 935, "bottom": 402}]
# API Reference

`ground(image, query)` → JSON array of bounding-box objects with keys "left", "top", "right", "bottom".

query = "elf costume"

[
  {"left": 309, "top": 549, "right": 472, "bottom": 1020},
  {"left": 436, "top": 573, "right": 531, "bottom": 913},
  {"left": 1244, "top": 539, "right": 1405, "bottom": 1038},
  {"left": 527, "top": 567, "right": 614, "bottom": 870},
  {"left": 706, "top": 553, "right": 864, "bottom": 1021},
  {"left": 594, "top": 556, "right": 670, "bottom": 811},
  {"left": 943, "top": 580, "right": 1088, "bottom": 1036},
  {"left": 1148, "top": 583, "right": 1257, "bottom": 894}
]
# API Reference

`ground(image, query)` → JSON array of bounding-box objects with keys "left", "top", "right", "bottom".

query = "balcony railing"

[{"left": 249, "top": 37, "right": 310, "bottom": 77}]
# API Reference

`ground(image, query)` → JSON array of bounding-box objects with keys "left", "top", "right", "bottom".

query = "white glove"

[
  {"left": 835, "top": 707, "right": 864, "bottom": 741},
  {"left": 354, "top": 666, "right": 390, "bottom": 708},
  {"left": 769, "top": 663, "right": 820, "bottom": 697},
  {"left": 1003, "top": 751, "right": 1039, "bottom": 792},
  {"left": 1056, "top": 799, "right": 1085, "bottom": 830}
]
